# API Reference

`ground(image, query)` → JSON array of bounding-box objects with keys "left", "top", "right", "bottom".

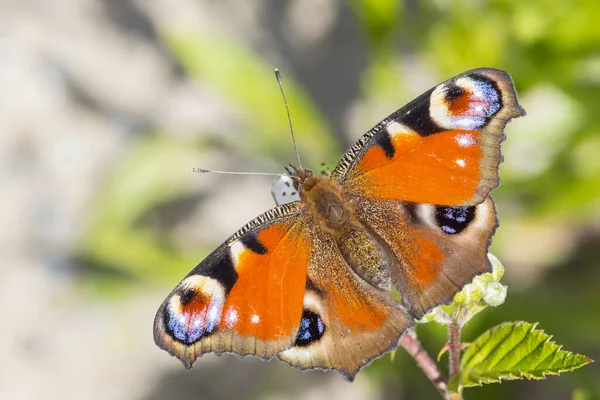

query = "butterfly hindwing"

[
  {"left": 353, "top": 196, "right": 497, "bottom": 318},
  {"left": 277, "top": 230, "right": 413, "bottom": 381},
  {"left": 153, "top": 203, "right": 310, "bottom": 367},
  {"left": 333, "top": 68, "right": 525, "bottom": 207}
]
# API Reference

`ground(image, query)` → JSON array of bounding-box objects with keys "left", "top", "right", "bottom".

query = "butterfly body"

[
  {"left": 154, "top": 68, "right": 525, "bottom": 380},
  {"left": 290, "top": 169, "right": 394, "bottom": 290}
]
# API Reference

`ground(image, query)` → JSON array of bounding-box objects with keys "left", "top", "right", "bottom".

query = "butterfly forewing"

[
  {"left": 154, "top": 202, "right": 309, "bottom": 367},
  {"left": 332, "top": 68, "right": 525, "bottom": 207}
]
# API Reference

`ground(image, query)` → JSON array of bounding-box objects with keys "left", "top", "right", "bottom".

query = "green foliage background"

[{"left": 81, "top": 0, "right": 600, "bottom": 398}]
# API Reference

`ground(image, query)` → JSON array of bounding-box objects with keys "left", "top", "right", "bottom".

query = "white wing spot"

[
  {"left": 456, "top": 159, "right": 466, "bottom": 167},
  {"left": 386, "top": 121, "right": 414, "bottom": 136},
  {"left": 455, "top": 133, "right": 476, "bottom": 147},
  {"left": 251, "top": 314, "right": 260, "bottom": 324},
  {"left": 225, "top": 309, "right": 238, "bottom": 328},
  {"left": 230, "top": 241, "right": 245, "bottom": 266}
]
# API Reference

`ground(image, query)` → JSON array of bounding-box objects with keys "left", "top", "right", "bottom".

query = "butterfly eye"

[{"left": 295, "top": 309, "right": 326, "bottom": 347}]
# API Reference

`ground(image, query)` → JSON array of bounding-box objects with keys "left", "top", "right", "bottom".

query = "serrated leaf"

[{"left": 460, "top": 321, "right": 592, "bottom": 387}]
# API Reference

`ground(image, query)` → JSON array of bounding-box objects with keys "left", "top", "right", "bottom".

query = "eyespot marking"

[
  {"left": 164, "top": 276, "right": 225, "bottom": 344},
  {"left": 445, "top": 83, "right": 465, "bottom": 102},
  {"left": 435, "top": 206, "right": 476, "bottom": 234},
  {"left": 295, "top": 309, "right": 326, "bottom": 347},
  {"left": 430, "top": 75, "right": 502, "bottom": 130},
  {"left": 180, "top": 288, "right": 196, "bottom": 306}
]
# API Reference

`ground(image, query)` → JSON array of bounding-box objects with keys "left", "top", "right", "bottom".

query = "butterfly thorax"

[
  {"left": 288, "top": 167, "right": 393, "bottom": 290},
  {"left": 292, "top": 169, "right": 349, "bottom": 228}
]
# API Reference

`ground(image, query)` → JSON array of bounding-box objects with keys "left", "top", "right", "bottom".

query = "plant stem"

[
  {"left": 448, "top": 320, "right": 461, "bottom": 378},
  {"left": 399, "top": 329, "right": 447, "bottom": 397},
  {"left": 447, "top": 320, "right": 463, "bottom": 399}
]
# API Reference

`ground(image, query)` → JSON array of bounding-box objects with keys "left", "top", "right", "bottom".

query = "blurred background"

[{"left": 1, "top": 0, "right": 599, "bottom": 399}]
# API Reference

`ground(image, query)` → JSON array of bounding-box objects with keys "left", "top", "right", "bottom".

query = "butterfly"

[{"left": 153, "top": 68, "right": 525, "bottom": 381}]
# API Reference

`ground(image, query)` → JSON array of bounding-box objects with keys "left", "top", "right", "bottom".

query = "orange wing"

[
  {"left": 153, "top": 203, "right": 310, "bottom": 367},
  {"left": 277, "top": 229, "right": 413, "bottom": 381},
  {"left": 333, "top": 68, "right": 524, "bottom": 206}
]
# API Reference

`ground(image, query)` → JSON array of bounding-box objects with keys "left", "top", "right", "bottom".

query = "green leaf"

[{"left": 460, "top": 321, "right": 593, "bottom": 387}]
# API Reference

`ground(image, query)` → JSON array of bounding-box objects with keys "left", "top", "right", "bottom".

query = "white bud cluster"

[{"left": 417, "top": 253, "right": 507, "bottom": 325}]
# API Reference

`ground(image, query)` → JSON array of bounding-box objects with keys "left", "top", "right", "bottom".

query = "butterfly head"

[{"left": 285, "top": 164, "right": 316, "bottom": 191}]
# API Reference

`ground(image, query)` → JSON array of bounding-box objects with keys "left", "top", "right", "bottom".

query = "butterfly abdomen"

[
  {"left": 296, "top": 174, "right": 393, "bottom": 290},
  {"left": 336, "top": 224, "right": 393, "bottom": 290}
]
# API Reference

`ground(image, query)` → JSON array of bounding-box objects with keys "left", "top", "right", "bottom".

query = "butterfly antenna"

[
  {"left": 275, "top": 69, "right": 303, "bottom": 170},
  {"left": 192, "top": 168, "right": 282, "bottom": 177}
]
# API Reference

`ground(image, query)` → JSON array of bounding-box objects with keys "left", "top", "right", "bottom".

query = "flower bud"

[{"left": 483, "top": 281, "right": 507, "bottom": 306}]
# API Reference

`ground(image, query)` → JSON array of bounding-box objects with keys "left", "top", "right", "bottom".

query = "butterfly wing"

[
  {"left": 332, "top": 68, "right": 523, "bottom": 318},
  {"left": 277, "top": 228, "right": 413, "bottom": 381},
  {"left": 154, "top": 202, "right": 311, "bottom": 367},
  {"left": 333, "top": 68, "right": 525, "bottom": 206},
  {"left": 354, "top": 196, "right": 497, "bottom": 318}
]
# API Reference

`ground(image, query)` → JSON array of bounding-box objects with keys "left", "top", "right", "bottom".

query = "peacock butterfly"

[{"left": 153, "top": 68, "right": 525, "bottom": 381}]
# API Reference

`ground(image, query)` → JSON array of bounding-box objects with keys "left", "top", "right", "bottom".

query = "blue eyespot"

[
  {"left": 435, "top": 206, "right": 476, "bottom": 235},
  {"left": 295, "top": 309, "right": 326, "bottom": 347}
]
